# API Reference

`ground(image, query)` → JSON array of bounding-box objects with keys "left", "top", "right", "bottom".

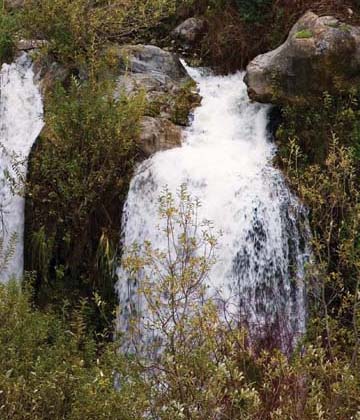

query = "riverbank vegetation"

[
  {"left": 1, "top": 0, "right": 360, "bottom": 418},
  {"left": 25, "top": 78, "right": 145, "bottom": 334},
  {"left": 1, "top": 190, "right": 360, "bottom": 419}
]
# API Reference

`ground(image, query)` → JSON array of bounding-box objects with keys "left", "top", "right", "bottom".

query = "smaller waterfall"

[{"left": 0, "top": 53, "right": 44, "bottom": 281}]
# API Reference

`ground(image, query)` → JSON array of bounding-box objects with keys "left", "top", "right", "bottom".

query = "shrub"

[
  {"left": 0, "top": 280, "right": 148, "bottom": 419},
  {"left": 0, "top": 1, "right": 18, "bottom": 64},
  {"left": 25, "top": 77, "right": 145, "bottom": 332},
  {"left": 277, "top": 90, "right": 360, "bottom": 369},
  {"left": 20, "top": 0, "right": 178, "bottom": 68},
  {"left": 119, "top": 186, "right": 262, "bottom": 419}
]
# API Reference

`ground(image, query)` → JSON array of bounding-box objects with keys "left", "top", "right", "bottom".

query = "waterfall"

[
  {"left": 117, "top": 65, "right": 310, "bottom": 349},
  {"left": 0, "top": 53, "right": 44, "bottom": 281}
]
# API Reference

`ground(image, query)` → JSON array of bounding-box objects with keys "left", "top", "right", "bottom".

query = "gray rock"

[
  {"left": 114, "top": 43, "right": 200, "bottom": 124},
  {"left": 110, "top": 44, "right": 200, "bottom": 154},
  {"left": 138, "top": 117, "right": 182, "bottom": 157},
  {"left": 115, "top": 69, "right": 183, "bottom": 101},
  {"left": 116, "top": 44, "right": 189, "bottom": 82},
  {"left": 245, "top": 11, "right": 360, "bottom": 104},
  {"left": 171, "top": 18, "right": 206, "bottom": 46}
]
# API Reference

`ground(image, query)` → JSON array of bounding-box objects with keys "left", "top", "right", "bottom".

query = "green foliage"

[
  {"left": 20, "top": 0, "right": 178, "bottom": 68},
  {"left": 120, "top": 186, "right": 261, "bottom": 419},
  {"left": 277, "top": 90, "right": 360, "bottom": 163},
  {"left": 145, "top": 79, "right": 200, "bottom": 126},
  {"left": 26, "top": 77, "right": 145, "bottom": 330},
  {"left": 0, "top": 1, "right": 18, "bottom": 64},
  {"left": 277, "top": 89, "right": 360, "bottom": 375},
  {"left": 0, "top": 281, "right": 148, "bottom": 419},
  {"left": 1, "top": 188, "right": 360, "bottom": 418},
  {"left": 284, "top": 139, "right": 360, "bottom": 360},
  {"left": 170, "top": 79, "right": 201, "bottom": 125},
  {"left": 120, "top": 187, "right": 360, "bottom": 418}
]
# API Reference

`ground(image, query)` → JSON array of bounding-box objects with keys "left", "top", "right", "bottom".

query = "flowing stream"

[
  {"left": 0, "top": 53, "right": 44, "bottom": 282},
  {"left": 119, "top": 65, "right": 310, "bottom": 349}
]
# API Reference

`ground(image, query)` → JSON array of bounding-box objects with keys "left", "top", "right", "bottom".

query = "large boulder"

[
  {"left": 116, "top": 44, "right": 189, "bottom": 82},
  {"left": 113, "top": 45, "right": 194, "bottom": 107},
  {"left": 112, "top": 44, "right": 200, "bottom": 153},
  {"left": 33, "top": 44, "right": 198, "bottom": 157},
  {"left": 245, "top": 11, "right": 360, "bottom": 104}
]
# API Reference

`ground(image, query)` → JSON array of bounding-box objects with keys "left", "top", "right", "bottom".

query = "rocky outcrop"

[
  {"left": 138, "top": 117, "right": 182, "bottom": 157},
  {"left": 116, "top": 44, "right": 189, "bottom": 82},
  {"left": 171, "top": 18, "right": 206, "bottom": 47},
  {"left": 112, "top": 44, "right": 200, "bottom": 154},
  {"left": 245, "top": 11, "right": 360, "bottom": 104},
  {"left": 33, "top": 44, "right": 199, "bottom": 157},
  {"left": 113, "top": 45, "right": 194, "bottom": 110}
]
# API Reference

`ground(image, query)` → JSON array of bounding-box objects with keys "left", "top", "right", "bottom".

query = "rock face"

[
  {"left": 138, "top": 117, "right": 182, "bottom": 157},
  {"left": 245, "top": 11, "right": 360, "bottom": 104},
  {"left": 112, "top": 44, "right": 200, "bottom": 155},
  {"left": 114, "top": 44, "right": 194, "bottom": 102},
  {"left": 116, "top": 44, "right": 189, "bottom": 82},
  {"left": 171, "top": 17, "right": 206, "bottom": 46}
]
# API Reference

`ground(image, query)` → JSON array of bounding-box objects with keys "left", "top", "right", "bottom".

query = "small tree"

[{"left": 119, "top": 185, "right": 260, "bottom": 419}]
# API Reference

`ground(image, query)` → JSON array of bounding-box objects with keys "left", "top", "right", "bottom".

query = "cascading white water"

[
  {"left": 118, "top": 65, "right": 309, "bottom": 349},
  {"left": 0, "top": 53, "right": 44, "bottom": 281}
]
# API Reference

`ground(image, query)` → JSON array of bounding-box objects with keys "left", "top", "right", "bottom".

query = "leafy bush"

[
  {"left": 0, "top": 2, "right": 18, "bottom": 64},
  {"left": 25, "top": 77, "right": 145, "bottom": 331},
  {"left": 0, "top": 280, "right": 149, "bottom": 420},
  {"left": 20, "top": 0, "right": 178, "bottom": 68},
  {"left": 276, "top": 90, "right": 360, "bottom": 377}
]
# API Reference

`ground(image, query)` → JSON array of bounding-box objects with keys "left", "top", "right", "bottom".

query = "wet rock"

[
  {"left": 245, "top": 11, "right": 360, "bottom": 104},
  {"left": 138, "top": 117, "right": 182, "bottom": 157}
]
